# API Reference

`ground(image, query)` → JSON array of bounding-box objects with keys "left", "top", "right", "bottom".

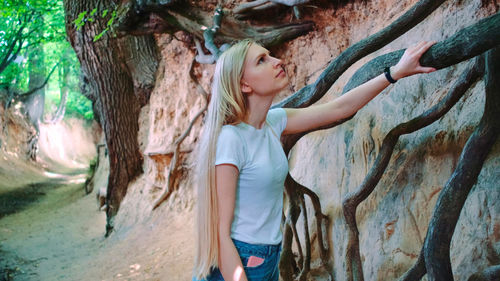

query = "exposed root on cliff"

[
  {"left": 273, "top": 0, "right": 447, "bottom": 109},
  {"left": 467, "top": 265, "right": 500, "bottom": 281},
  {"left": 153, "top": 59, "right": 209, "bottom": 210},
  {"left": 272, "top": 3, "right": 500, "bottom": 280},
  {"left": 233, "top": 0, "right": 311, "bottom": 20},
  {"left": 342, "top": 57, "right": 485, "bottom": 281},
  {"left": 342, "top": 13, "right": 500, "bottom": 94},
  {"left": 115, "top": 1, "right": 314, "bottom": 49},
  {"left": 422, "top": 45, "right": 500, "bottom": 281},
  {"left": 280, "top": 174, "right": 332, "bottom": 281}
]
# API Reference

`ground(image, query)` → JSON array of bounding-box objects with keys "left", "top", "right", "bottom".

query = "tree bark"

[{"left": 64, "top": 0, "right": 158, "bottom": 235}]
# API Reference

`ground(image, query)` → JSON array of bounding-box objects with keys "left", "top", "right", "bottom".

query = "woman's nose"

[{"left": 272, "top": 56, "right": 283, "bottom": 68}]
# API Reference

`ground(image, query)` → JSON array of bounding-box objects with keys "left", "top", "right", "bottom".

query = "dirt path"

[{"left": 0, "top": 177, "right": 195, "bottom": 281}]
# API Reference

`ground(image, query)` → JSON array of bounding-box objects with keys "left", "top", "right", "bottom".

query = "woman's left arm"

[{"left": 283, "top": 41, "right": 437, "bottom": 135}]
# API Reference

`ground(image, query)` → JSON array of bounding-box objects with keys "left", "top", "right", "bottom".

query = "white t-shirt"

[{"left": 215, "top": 108, "right": 288, "bottom": 245}]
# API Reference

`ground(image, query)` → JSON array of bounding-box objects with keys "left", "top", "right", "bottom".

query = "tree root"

[
  {"left": 234, "top": 0, "right": 281, "bottom": 17},
  {"left": 281, "top": 175, "right": 302, "bottom": 281},
  {"left": 281, "top": 174, "right": 332, "bottom": 281},
  {"left": 398, "top": 248, "right": 426, "bottom": 281},
  {"left": 298, "top": 194, "right": 311, "bottom": 281},
  {"left": 275, "top": 3, "right": 500, "bottom": 150},
  {"left": 274, "top": 0, "right": 447, "bottom": 109},
  {"left": 296, "top": 184, "right": 330, "bottom": 268},
  {"left": 342, "top": 13, "right": 500, "bottom": 94},
  {"left": 271, "top": 14, "right": 500, "bottom": 278},
  {"left": 152, "top": 58, "right": 208, "bottom": 210},
  {"left": 342, "top": 57, "right": 484, "bottom": 281},
  {"left": 233, "top": 0, "right": 310, "bottom": 19},
  {"left": 468, "top": 265, "right": 500, "bottom": 281},
  {"left": 115, "top": 2, "right": 314, "bottom": 49},
  {"left": 423, "top": 46, "right": 500, "bottom": 281},
  {"left": 194, "top": 6, "right": 230, "bottom": 64}
]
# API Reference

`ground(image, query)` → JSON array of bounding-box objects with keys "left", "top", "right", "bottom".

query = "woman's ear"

[{"left": 241, "top": 80, "right": 252, "bottom": 94}]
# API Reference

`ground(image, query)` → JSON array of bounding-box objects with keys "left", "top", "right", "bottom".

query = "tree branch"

[
  {"left": 0, "top": 11, "right": 33, "bottom": 74},
  {"left": 17, "top": 62, "right": 60, "bottom": 98}
]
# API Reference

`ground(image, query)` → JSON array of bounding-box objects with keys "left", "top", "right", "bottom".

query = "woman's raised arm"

[
  {"left": 283, "top": 41, "right": 436, "bottom": 135},
  {"left": 216, "top": 164, "right": 249, "bottom": 281}
]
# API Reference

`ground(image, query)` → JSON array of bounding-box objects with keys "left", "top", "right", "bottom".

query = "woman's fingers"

[
  {"left": 407, "top": 41, "right": 426, "bottom": 54},
  {"left": 413, "top": 41, "right": 427, "bottom": 52},
  {"left": 394, "top": 40, "right": 438, "bottom": 78},
  {"left": 417, "top": 65, "right": 437, "bottom": 73},
  {"left": 414, "top": 41, "right": 436, "bottom": 73},
  {"left": 415, "top": 41, "right": 436, "bottom": 56}
]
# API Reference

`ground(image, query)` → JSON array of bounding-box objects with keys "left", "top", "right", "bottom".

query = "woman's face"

[{"left": 240, "top": 43, "right": 288, "bottom": 97}]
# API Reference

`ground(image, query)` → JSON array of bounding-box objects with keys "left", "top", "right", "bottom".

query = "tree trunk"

[{"left": 64, "top": 0, "right": 158, "bottom": 235}]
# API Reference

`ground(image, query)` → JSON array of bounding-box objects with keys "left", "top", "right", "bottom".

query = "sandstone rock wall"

[{"left": 114, "top": 0, "right": 499, "bottom": 280}]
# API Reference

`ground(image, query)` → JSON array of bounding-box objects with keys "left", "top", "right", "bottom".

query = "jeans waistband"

[{"left": 232, "top": 238, "right": 281, "bottom": 256}]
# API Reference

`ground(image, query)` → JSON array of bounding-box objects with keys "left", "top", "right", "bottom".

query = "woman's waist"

[{"left": 231, "top": 238, "right": 281, "bottom": 256}]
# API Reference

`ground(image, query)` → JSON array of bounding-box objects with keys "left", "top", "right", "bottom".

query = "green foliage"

[
  {"left": 73, "top": 7, "right": 117, "bottom": 42},
  {"left": 74, "top": 11, "right": 87, "bottom": 30},
  {"left": 0, "top": 0, "right": 94, "bottom": 121},
  {"left": 0, "top": 0, "right": 66, "bottom": 89}
]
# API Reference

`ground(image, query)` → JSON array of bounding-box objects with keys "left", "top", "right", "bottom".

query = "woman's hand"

[{"left": 391, "top": 41, "right": 437, "bottom": 80}]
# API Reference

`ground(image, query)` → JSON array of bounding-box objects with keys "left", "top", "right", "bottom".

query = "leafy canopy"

[{"left": 0, "top": 0, "right": 93, "bottom": 121}]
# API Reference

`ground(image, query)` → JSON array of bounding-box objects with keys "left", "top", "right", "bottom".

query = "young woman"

[{"left": 193, "top": 39, "right": 436, "bottom": 281}]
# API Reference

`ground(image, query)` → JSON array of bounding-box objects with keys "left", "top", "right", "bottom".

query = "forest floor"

[{"left": 0, "top": 174, "right": 195, "bottom": 281}]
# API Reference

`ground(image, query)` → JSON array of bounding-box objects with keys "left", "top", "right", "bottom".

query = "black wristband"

[{"left": 384, "top": 67, "right": 397, "bottom": 83}]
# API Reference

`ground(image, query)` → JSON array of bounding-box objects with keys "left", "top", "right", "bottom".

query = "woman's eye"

[{"left": 258, "top": 57, "right": 265, "bottom": 64}]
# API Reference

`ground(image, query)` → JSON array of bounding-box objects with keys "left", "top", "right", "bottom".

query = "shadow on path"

[{"left": 0, "top": 172, "right": 88, "bottom": 219}]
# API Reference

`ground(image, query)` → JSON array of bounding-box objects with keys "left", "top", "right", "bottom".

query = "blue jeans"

[{"left": 193, "top": 239, "right": 281, "bottom": 281}]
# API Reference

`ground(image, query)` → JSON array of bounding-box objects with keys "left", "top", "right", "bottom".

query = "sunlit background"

[{"left": 0, "top": 0, "right": 97, "bottom": 189}]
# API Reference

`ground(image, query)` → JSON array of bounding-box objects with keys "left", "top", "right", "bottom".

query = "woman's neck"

[{"left": 244, "top": 94, "right": 274, "bottom": 129}]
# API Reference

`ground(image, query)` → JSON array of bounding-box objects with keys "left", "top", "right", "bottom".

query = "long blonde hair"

[{"left": 193, "top": 39, "right": 254, "bottom": 279}]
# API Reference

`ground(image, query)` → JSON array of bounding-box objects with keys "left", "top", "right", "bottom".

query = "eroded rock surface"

[{"left": 114, "top": 0, "right": 500, "bottom": 280}]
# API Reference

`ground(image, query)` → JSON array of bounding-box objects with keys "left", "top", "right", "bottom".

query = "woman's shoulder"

[
  {"left": 219, "top": 124, "right": 244, "bottom": 140},
  {"left": 266, "top": 108, "right": 287, "bottom": 134},
  {"left": 266, "top": 108, "right": 286, "bottom": 122}
]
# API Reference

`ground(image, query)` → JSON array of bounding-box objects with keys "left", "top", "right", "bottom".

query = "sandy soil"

[
  {"left": 0, "top": 175, "right": 195, "bottom": 281},
  {"left": 0, "top": 115, "right": 196, "bottom": 281}
]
